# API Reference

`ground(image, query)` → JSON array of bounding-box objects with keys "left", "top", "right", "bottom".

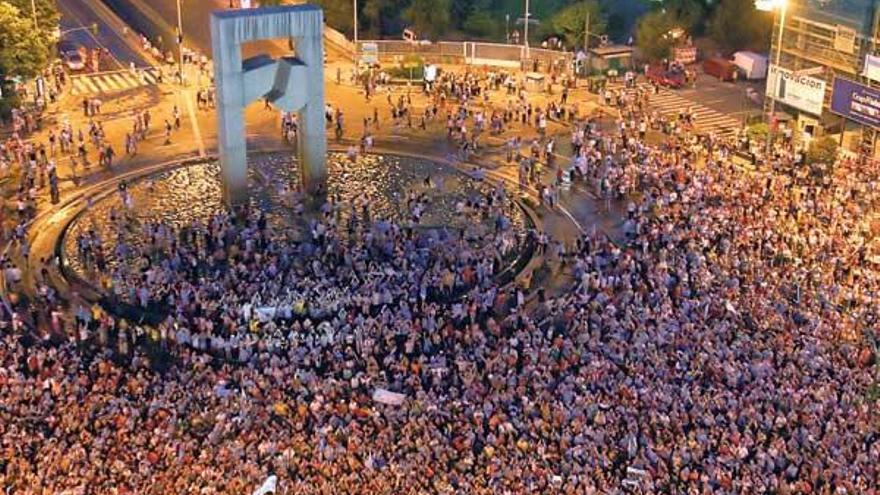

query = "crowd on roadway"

[{"left": 1, "top": 62, "right": 879, "bottom": 495}]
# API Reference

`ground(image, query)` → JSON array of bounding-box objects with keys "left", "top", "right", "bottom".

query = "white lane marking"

[
  {"left": 92, "top": 75, "right": 113, "bottom": 92},
  {"left": 107, "top": 73, "right": 133, "bottom": 90}
]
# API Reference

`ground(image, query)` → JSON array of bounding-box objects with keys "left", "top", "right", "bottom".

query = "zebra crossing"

[
  {"left": 608, "top": 82, "right": 743, "bottom": 138},
  {"left": 70, "top": 68, "right": 163, "bottom": 95}
]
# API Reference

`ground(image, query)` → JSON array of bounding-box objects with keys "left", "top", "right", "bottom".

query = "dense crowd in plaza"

[{"left": 2, "top": 59, "right": 879, "bottom": 495}]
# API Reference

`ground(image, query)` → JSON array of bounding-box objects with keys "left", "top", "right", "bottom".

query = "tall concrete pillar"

[
  {"left": 290, "top": 22, "right": 327, "bottom": 195},
  {"left": 210, "top": 5, "right": 326, "bottom": 206}
]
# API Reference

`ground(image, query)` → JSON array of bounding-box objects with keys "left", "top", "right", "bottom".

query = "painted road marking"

[{"left": 70, "top": 68, "right": 163, "bottom": 95}]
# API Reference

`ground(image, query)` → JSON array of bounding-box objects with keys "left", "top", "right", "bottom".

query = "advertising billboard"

[
  {"left": 766, "top": 64, "right": 826, "bottom": 116},
  {"left": 830, "top": 77, "right": 880, "bottom": 129}
]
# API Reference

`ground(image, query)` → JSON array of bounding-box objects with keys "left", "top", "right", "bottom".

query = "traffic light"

[{"left": 91, "top": 23, "right": 99, "bottom": 36}]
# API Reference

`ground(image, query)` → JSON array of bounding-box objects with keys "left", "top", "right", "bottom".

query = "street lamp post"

[
  {"left": 523, "top": 0, "right": 530, "bottom": 60},
  {"left": 762, "top": 0, "right": 788, "bottom": 153},
  {"left": 176, "top": 0, "right": 184, "bottom": 85},
  {"left": 353, "top": 0, "right": 358, "bottom": 64}
]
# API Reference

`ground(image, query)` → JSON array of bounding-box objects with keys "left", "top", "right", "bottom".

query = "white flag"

[
  {"left": 252, "top": 475, "right": 277, "bottom": 495},
  {"left": 372, "top": 388, "right": 406, "bottom": 406}
]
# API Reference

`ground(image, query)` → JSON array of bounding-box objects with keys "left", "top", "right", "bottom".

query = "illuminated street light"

[
  {"left": 755, "top": 0, "right": 786, "bottom": 12},
  {"left": 758, "top": 0, "right": 788, "bottom": 152}
]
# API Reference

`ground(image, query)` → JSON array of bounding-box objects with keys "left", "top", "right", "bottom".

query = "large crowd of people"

[{"left": 2, "top": 58, "right": 879, "bottom": 494}]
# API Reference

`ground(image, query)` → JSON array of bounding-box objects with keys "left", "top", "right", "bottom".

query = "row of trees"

[
  {"left": 291, "top": 0, "right": 770, "bottom": 60},
  {"left": 636, "top": 0, "right": 772, "bottom": 60},
  {"left": 294, "top": 0, "right": 618, "bottom": 45}
]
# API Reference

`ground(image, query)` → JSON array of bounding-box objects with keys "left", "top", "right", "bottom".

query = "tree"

[
  {"left": 806, "top": 136, "right": 839, "bottom": 177},
  {"left": 635, "top": 10, "right": 676, "bottom": 62},
  {"left": 0, "top": 2, "right": 51, "bottom": 79},
  {"left": 463, "top": 11, "right": 501, "bottom": 39},
  {"left": 363, "top": 0, "right": 409, "bottom": 37},
  {"left": 457, "top": 0, "right": 501, "bottom": 38},
  {"left": 5, "top": 0, "right": 60, "bottom": 39},
  {"left": 545, "top": 1, "right": 605, "bottom": 50},
  {"left": 403, "top": 0, "right": 450, "bottom": 39},
  {"left": 707, "top": 0, "right": 772, "bottom": 53},
  {"left": 312, "top": 0, "right": 353, "bottom": 35},
  {"left": 658, "top": 0, "right": 705, "bottom": 34},
  {"left": 451, "top": 0, "right": 476, "bottom": 30}
]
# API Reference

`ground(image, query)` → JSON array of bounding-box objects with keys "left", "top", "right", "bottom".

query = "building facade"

[{"left": 766, "top": 0, "right": 880, "bottom": 156}]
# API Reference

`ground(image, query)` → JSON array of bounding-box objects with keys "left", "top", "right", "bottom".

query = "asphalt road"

[
  {"left": 679, "top": 72, "right": 766, "bottom": 122},
  {"left": 59, "top": 0, "right": 148, "bottom": 69},
  {"left": 101, "top": 0, "right": 293, "bottom": 60}
]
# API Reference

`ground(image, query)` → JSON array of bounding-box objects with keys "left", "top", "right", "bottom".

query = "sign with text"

[
  {"left": 673, "top": 46, "right": 697, "bottom": 64},
  {"left": 766, "top": 64, "right": 826, "bottom": 116},
  {"left": 864, "top": 54, "right": 880, "bottom": 82},
  {"left": 830, "top": 77, "right": 880, "bottom": 129}
]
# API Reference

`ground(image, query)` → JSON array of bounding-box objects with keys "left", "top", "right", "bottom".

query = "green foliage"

[
  {"left": 707, "top": 0, "right": 772, "bottom": 53},
  {"left": 312, "top": 0, "right": 353, "bottom": 34},
  {"left": 0, "top": 2, "right": 51, "bottom": 79},
  {"left": 635, "top": 10, "right": 676, "bottom": 61},
  {"left": 453, "top": 0, "right": 502, "bottom": 38},
  {"left": 403, "top": 0, "right": 451, "bottom": 38},
  {"left": 451, "top": 0, "right": 480, "bottom": 29},
  {"left": 546, "top": 1, "right": 606, "bottom": 49},
  {"left": 5, "top": 0, "right": 60, "bottom": 38},
  {"left": 658, "top": 0, "right": 705, "bottom": 34},
  {"left": 806, "top": 136, "right": 839, "bottom": 168},
  {"left": 386, "top": 54, "right": 424, "bottom": 78},
  {"left": 362, "top": 0, "right": 408, "bottom": 37},
  {"left": 746, "top": 122, "right": 769, "bottom": 140},
  {"left": 463, "top": 10, "right": 501, "bottom": 38}
]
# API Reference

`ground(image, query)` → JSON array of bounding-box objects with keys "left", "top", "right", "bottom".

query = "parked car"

[
  {"left": 646, "top": 65, "right": 685, "bottom": 88},
  {"left": 58, "top": 41, "right": 85, "bottom": 71},
  {"left": 703, "top": 57, "right": 737, "bottom": 81}
]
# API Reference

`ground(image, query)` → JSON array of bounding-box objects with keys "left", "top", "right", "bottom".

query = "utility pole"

[
  {"left": 766, "top": 1, "right": 787, "bottom": 153},
  {"left": 584, "top": 10, "right": 590, "bottom": 52},
  {"left": 523, "top": 0, "right": 530, "bottom": 60},
  {"left": 354, "top": 0, "right": 358, "bottom": 67},
  {"left": 176, "top": 0, "right": 184, "bottom": 85}
]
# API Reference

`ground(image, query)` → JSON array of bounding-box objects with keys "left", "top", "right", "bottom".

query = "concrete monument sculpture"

[{"left": 211, "top": 5, "right": 326, "bottom": 205}]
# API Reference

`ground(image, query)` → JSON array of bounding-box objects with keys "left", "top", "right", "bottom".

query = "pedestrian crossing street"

[
  {"left": 71, "top": 68, "right": 162, "bottom": 95},
  {"left": 608, "top": 82, "right": 743, "bottom": 138}
]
